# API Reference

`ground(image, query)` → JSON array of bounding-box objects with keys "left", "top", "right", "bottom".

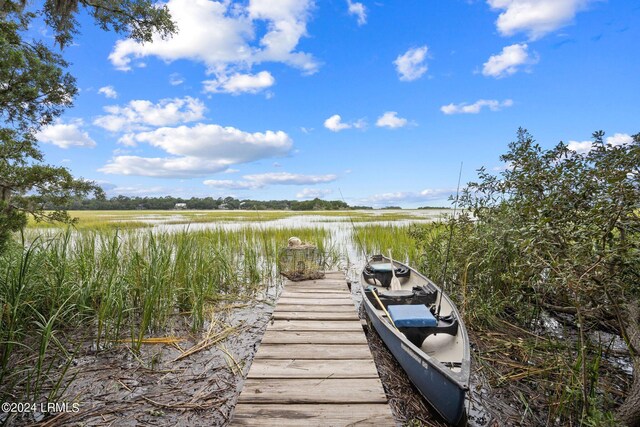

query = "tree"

[
  {"left": 458, "top": 129, "right": 640, "bottom": 424},
  {"left": 0, "top": 1, "right": 175, "bottom": 252}
]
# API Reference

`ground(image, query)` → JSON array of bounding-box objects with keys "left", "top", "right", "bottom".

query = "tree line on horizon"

[{"left": 60, "top": 195, "right": 374, "bottom": 211}]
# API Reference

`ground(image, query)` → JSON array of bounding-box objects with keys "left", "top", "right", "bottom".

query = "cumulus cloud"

[
  {"left": 129, "top": 125, "right": 291, "bottom": 159},
  {"left": 204, "top": 172, "right": 337, "bottom": 189},
  {"left": 394, "top": 46, "right": 429, "bottom": 81},
  {"left": 568, "top": 133, "right": 634, "bottom": 154},
  {"left": 94, "top": 97, "right": 206, "bottom": 133},
  {"left": 323, "top": 114, "right": 366, "bottom": 132},
  {"left": 99, "top": 156, "right": 230, "bottom": 178},
  {"left": 297, "top": 188, "right": 332, "bottom": 199},
  {"left": 440, "top": 99, "right": 514, "bottom": 114},
  {"left": 487, "top": 0, "right": 594, "bottom": 40},
  {"left": 104, "top": 181, "right": 187, "bottom": 197},
  {"left": 376, "top": 111, "right": 408, "bottom": 129},
  {"left": 98, "top": 86, "right": 118, "bottom": 99},
  {"left": 347, "top": 0, "right": 367, "bottom": 26},
  {"left": 100, "top": 124, "right": 293, "bottom": 177},
  {"left": 606, "top": 133, "right": 633, "bottom": 147},
  {"left": 482, "top": 43, "right": 537, "bottom": 78},
  {"left": 36, "top": 119, "right": 97, "bottom": 149},
  {"left": 203, "top": 71, "right": 275, "bottom": 94},
  {"left": 363, "top": 188, "right": 454, "bottom": 206},
  {"left": 109, "top": 0, "right": 318, "bottom": 83},
  {"left": 324, "top": 114, "right": 350, "bottom": 132},
  {"left": 567, "top": 140, "right": 593, "bottom": 154}
]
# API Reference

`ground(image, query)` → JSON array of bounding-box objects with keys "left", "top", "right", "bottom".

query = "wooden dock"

[{"left": 231, "top": 271, "right": 395, "bottom": 426}]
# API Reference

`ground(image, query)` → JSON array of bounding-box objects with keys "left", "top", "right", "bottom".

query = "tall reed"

[{"left": 0, "top": 224, "right": 333, "bottom": 402}]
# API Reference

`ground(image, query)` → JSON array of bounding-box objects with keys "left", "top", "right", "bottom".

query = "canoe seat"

[
  {"left": 387, "top": 304, "right": 458, "bottom": 347},
  {"left": 387, "top": 304, "right": 437, "bottom": 327},
  {"left": 363, "top": 263, "right": 410, "bottom": 287},
  {"left": 364, "top": 285, "right": 438, "bottom": 308}
]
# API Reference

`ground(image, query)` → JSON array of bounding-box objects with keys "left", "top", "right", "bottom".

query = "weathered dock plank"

[
  {"left": 253, "top": 343, "right": 372, "bottom": 360},
  {"left": 247, "top": 359, "right": 379, "bottom": 379},
  {"left": 231, "top": 272, "right": 394, "bottom": 426},
  {"left": 278, "top": 291, "right": 348, "bottom": 299},
  {"left": 268, "top": 320, "right": 363, "bottom": 331},
  {"left": 232, "top": 403, "right": 393, "bottom": 426},
  {"left": 272, "top": 311, "right": 359, "bottom": 321},
  {"left": 238, "top": 378, "right": 388, "bottom": 404},
  {"left": 274, "top": 304, "right": 355, "bottom": 312},
  {"left": 285, "top": 280, "right": 350, "bottom": 287},
  {"left": 277, "top": 297, "right": 354, "bottom": 305},
  {"left": 282, "top": 284, "right": 348, "bottom": 292},
  {"left": 260, "top": 330, "right": 368, "bottom": 345},
  {"left": 280, "top": 290, "right": 351, "bottom": 296}
]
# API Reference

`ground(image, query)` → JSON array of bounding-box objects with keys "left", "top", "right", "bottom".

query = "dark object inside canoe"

[
  {"left": 362, "top": 261, "right": 410, "bottom": 287},
  {"left": 363, "top": 284, "right": 438, "bottom": 308},
  {"left": 396, "top": 313, "right": 459, "bottom": 347}
]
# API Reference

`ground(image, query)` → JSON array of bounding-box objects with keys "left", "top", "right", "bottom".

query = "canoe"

[{"left": 361, "top": 254, "right": 470, "bottom": 426}]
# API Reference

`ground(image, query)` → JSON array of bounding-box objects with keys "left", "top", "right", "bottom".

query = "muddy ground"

[{"left": 4, "top": 300, "right": 274, "bottom": 426}]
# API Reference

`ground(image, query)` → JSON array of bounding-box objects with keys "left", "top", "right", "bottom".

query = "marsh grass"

[
  {"left": 353, "top": 224, "right": 425, "bottom": 265},
  {"left": 26, "top": 209, "right": 440, "bottom": 230},
  {"left": 0, "top": 225, "right": 333, "bottom": 402},
  {"left": 28, "top": 211, "right": 153, "bottom": 231}
]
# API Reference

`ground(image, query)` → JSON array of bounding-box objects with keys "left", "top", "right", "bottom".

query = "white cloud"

[
  {"left": 363, "top": 188, "right": 454, "bottom": 206},
  {"left": 347, "top": 0, "right": 367, "bottom": 26},
  {"left": 245, "top": 172, "right": 337, "bottom": 185},
  {"left": 99, "top": 156, "right": 231, "bottom": 178},
  {"left": 487, "top": 0, "right": 594, "bottom": 40},
  {"left": 109, "top": 0, "right": 318, "bottom": 80},
  {"left": 324, "top": 115, "right": 348, "bottom": 132},
  {"left": 100, "top": 124, "right": 293, "bottom": 177},
  {"left": 203, "top": 71, "right": 275, "bottom": 94},
  {"left": 376, "top": 111, "right": 408, "bottom": 129},
  {"left": 492, "top": 161, "right": 514, "bottom": 172},
  {"left": 606, "top": 133, "right": 633, "bottom": 147},
  {"left": 482, "top": 43, "right": 537, "bottom": 78},
  {"left": 440, "top": 99, "right": 514, "bottom": 114},
  {"left": 323, "top": 114, "right": 366, "bottom": 132},
  {"left": 352, "top": 119, "right": 367, "bottom": 130},
  {"left": 201, "top": 179, "right": 256, "bottom": 190},
  {"left": 296, "top": 188, "right": 332, "bottom": 199},
  {"left": 567, "top": 140, "right": 593, "bottom": 154},
  {"left": 169, "top": 73, "right": 185, "bottom": 86},
  {"left": 130, "top": 125, "right": 291, "bottom": 159},
  {"left": 108, "top": 185, "right": 174, "bottom": 196},
  {"left": 394, "top": 46, "right": 429, "bottom": 81},
  {"left": 568, "top": 133, "right": 634, "bottom": 154},
  {"left": 36, "top": 119, "right": 97, "bottom": 149},
  {"left": 94, "top": 96, "right": 206, "bottom": 133},
  {"left": 204, "top": 172, "right": 337, "bottom": 189},
  {"left": 98, "top": 85, "right": 118, "bottom": 99}
]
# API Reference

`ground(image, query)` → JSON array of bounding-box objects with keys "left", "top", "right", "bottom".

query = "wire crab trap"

[{"left": 278, "top": 238, "right": 325, "bottom": 281}]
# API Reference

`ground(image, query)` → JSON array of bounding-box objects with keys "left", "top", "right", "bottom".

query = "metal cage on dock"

[{"left": 278, "top": 243, "right": 325, "bottom": 281}]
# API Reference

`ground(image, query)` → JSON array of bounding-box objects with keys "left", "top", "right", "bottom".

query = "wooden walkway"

[{"left": 231, "top": 271, "right": 395, "bottom": 426}]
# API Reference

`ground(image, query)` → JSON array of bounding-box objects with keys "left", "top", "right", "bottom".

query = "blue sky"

[{"left": 33, "top": 0, "right": 639, "bottom": 207}]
